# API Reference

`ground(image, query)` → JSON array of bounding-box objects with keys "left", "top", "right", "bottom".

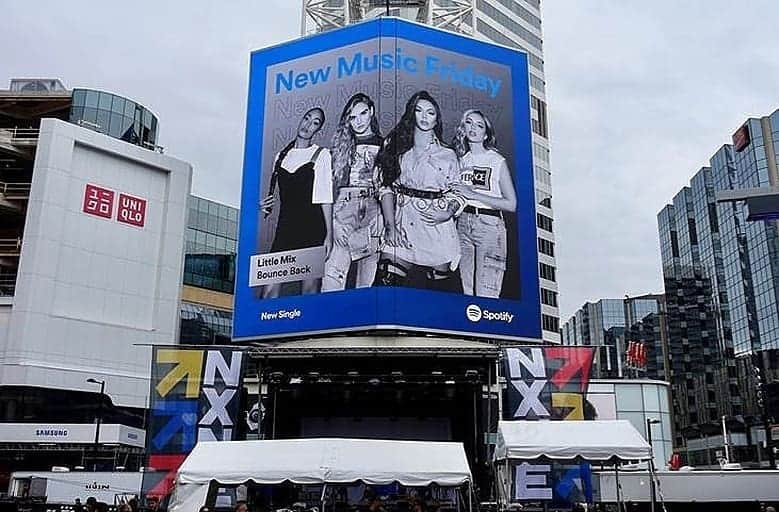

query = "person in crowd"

[
  {"left": 145, "top": 496, "right": 160, "bottom": 512},
  {"left": 450, "top": 109, "right": 515, "bottom": 298},
  {"left": 85, "top": 497, "right": 98, "bottom": 512},
  {"left": 323, "top": 93, "right": 383, "bottom": 291},
  {"left": 119, "top": 503, "right": 132, "bottom": 512},
  {"left": 261, "top": 107, "right": 333, "bottom": 297},
  {"left": 74, "top": 498, "right": 84, "bottom": 512},
  {"left": 235, "top": 500, "right": 249, "bottom": 512},
  {"left": 128, "top": 497, "right": 139, "bottom": 512},
  {"left": 374, "top": 90, "right": 464, "bottom": 291}
]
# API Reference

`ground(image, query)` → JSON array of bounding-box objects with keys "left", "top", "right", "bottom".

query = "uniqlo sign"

[
  {"left": 82, "top": 184, "right": 114, "bottom": 219},
  {"left": 117, "top": 193, "right": 147, "bottom": 227}
]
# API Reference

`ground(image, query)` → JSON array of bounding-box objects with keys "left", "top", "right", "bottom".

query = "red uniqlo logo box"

[
  {"left": 82, "top": 184, "right": 114, "bottom": 219},
  {"left": 117, "top": 193, "right": 147, "bottom": 227}
]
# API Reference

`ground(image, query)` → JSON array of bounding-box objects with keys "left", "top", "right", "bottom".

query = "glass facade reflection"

[
  {"left": 184, "top": 196, "right": 237, "bottom": 293},
  {"left": 69, "top": 88, "right": 158, "bottom": 148},
  {"left": 180, "top": 302, "right": 232, "bottom": 345},
  {"left": 656, "top": 109, "right": 779, "bottom": 464}
]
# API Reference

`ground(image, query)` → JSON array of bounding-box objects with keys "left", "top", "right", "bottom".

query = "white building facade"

[
  {"left": 301, "top": 0, "right": 559, "bottom": 342},
  {"left": 0, "top": 118, "right": 192, "bottom": 409}
]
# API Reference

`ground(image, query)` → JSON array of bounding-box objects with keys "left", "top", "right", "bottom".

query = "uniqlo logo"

[
  {"left": 117, "top": 193, "right": 147, "bottom": 227},
  {"left": 83, "top": 184, "right": 114, "bottom": 219}
]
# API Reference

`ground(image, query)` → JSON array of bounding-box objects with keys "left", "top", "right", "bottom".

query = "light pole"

[
  {"left": 86, "top": 378, "right": 106, "bottom": 471},
  {"left": 646, "top": 417, "right": 661, "bottom": 512}
]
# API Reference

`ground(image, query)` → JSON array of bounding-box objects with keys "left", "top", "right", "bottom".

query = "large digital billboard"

[{"left": 235, "top": 18, "right": 540, "bottom": 341}]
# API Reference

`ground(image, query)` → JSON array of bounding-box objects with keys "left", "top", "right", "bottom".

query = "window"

[
  {"left": 539, "top": 262, "right": 556, "bottom": 282},
  {"left": 531, "top": 96, "right": 548, "bottom": 138},
  {"left": 541, "top": 288, "right": 558, "bottom": 307},
  {"left": 542, "top": 314, "right": 559, "bottom": 332},
  {"left": 538, "top": 237, "right": 555, "bottom": 257},
  {"left": 475, "top": 19, "right": 544, "bottom": 71},
  {"left": 476, "top": 0, "right": 542, "bottom": 50},
  {"left": 537, "top": 213, "right": 553, "bottom": 232}
]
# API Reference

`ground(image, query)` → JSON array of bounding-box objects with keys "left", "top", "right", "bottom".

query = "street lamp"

[
  {"left": 86, "top": 378, "right": 106, "bottom": 471},
  {"left": 646, "top": 417, "right": 661, "bottom": 512}
]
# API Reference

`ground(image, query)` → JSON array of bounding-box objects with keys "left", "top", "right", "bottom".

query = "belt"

[
  {"left": 337, "top": 187, "right": 375, "bottom": 200},
  {"left": 394, "top": 184, "right": 445, "bottom": 200},
  {"left": 464, "top": 205, "right": 502, "bottom": 218}
]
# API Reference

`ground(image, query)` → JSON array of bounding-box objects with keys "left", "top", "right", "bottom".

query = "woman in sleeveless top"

[
  {"left": 260, "top": 107, "right": 333, "bottom": 298},
  {"left": 451, "top": 109, "right": 516, "bottom": 298},
  {"left": 374, "top": 90, "right": 465, "bottom": 292}
]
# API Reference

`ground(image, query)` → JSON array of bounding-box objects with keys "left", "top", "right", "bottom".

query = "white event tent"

[{"left": 169, "top": 438, "right": 474, "bottom": 512}]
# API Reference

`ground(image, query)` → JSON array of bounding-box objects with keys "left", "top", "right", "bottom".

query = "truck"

[{"left": 5, "top": 471, "right": 142, "bottom": 510}]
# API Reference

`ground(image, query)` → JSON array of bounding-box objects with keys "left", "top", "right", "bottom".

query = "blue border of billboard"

[{"left": 234, "top": 17, "right": 541, "bottom": 341}]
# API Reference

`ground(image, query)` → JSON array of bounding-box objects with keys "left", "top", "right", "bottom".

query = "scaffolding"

[{"left": 301, "top": 0, "right": 475, "bottom": 36}]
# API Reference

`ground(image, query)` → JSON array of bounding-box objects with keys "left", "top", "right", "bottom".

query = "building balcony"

[{"left": 0, "top": 127, "right": 38, "bottom": 159}]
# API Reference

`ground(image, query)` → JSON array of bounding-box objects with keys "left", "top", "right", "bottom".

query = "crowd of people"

[{"left": 261, "top": 90, "right": 516, "bottom": 299}]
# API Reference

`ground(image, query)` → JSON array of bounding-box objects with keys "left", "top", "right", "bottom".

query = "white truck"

[{"left": 6, "top": 471, "right": 142, "bottom": 509}]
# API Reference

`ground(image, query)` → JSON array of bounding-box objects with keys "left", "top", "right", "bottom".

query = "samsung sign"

[{"left": 234, "top": 18, "right": 540, "bottom": 341}]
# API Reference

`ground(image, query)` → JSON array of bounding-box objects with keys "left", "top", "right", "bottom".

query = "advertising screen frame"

[{"left": 234, "top": 17, "right": 540, "bottom": 342}]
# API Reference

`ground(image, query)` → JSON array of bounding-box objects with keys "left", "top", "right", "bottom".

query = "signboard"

[
  {"left": 142, "top": 348, "right": 245, "bottom": 503},
  {"left": 502, "top": 347, "right": 596, "bottom": 504},
  {"left": 82, "top": 183, "right": 148, "bottom": 227},
  {"left": 732, "top": 123, "right": 750, "bottom": 152},
  {"left": 0, "top": 423, "right": 144, "bottom": 448},
  {"left": 235, "top": 17, "right": 539, "bottom": 341}
]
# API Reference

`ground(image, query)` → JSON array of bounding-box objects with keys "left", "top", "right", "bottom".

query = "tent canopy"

[
  {"left": 176, "top": 438, "right": 473, "bottom": 487},
  {"left": 494, "top": 420, "right": 652, "bottom": 462}
]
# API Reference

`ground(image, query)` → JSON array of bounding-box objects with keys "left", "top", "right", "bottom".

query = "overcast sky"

[{"left": 3, "top": 1, "right": 778, "bottom": 320}]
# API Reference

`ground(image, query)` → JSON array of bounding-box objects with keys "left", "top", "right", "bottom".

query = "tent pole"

[
  {"left": 320, "top": 483, "right": 327, "bottom": 512},
  {"left": 614, "top": 463, "right": 623, "bottom": 512},
  {"left": 468, "top": 482, "right": 473, "bottom": 512}
]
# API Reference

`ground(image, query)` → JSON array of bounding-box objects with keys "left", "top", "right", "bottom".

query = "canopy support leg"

[{"left": 615, "top": 463, "right": 623, "bottom": 512}]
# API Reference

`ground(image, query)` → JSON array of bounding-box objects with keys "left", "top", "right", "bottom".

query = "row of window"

[
  {"left": 531, "top": 96, "right": 548, "bottom": 138},
  {"left": 537, "top": 213, "right": 553, "bottom": 232},
  {"left": 540, "top": 262, "right": 556, "bottom": 282},
  {"left": 474, "top": 19, "right": 544, "bottom": 71},
  {"left": 491, "top": 0, "right": 542, "bottom": 30},
  {"left": 541, "top": 288, "right": 558, "bottom": 307},
  {"left": 538, "top": 237, "right": 555, "bottom": 257},
  {"left": 476, "top": 0, "right": 542, "bottom": 50},
  {"left": 542, "top": 313, "right": 559, "bottom": 333}
]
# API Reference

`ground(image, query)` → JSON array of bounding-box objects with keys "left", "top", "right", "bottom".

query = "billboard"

[
  {"left": 142, "top": 347, "right": 245, "bottom": 503},
  {"left": 235, "top": 18, "right": 539, "bottom": 341},
  {"left": 502, "top": 347, "right": 596, "bottom": 505}
]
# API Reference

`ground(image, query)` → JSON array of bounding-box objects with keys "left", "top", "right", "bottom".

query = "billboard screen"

[{"left": 235, "top": 18, "right": 540, "bottom": 341}]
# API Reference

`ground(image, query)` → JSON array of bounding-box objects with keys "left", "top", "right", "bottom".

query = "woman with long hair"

[
  {"left": 374, "top": 90, "right": 464, "bottom": 291},
  {"left": 451, "top": 109, "right": 516, "bottom": 297},
  {"left": 322, "top": 93, "right": 383, "bottom": 291},
  {"left": 260, "top": 107, "right": 333, "bottom": 298}
]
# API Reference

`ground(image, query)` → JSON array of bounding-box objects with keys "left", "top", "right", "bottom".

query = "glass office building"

[
  {"left": 657, "top": 108, "right": 779, "bottom": 463},
  {"left": 301, "top": 0, "right": 561, "bottom": 342},
  {"left": 562, "top": 296, "right": 662, "bottom": 380},
  {"left": 69, "top": 88, "right": 158, "bottom": 149},
  {"left": 180, "top": 195, "right": 238, "bottom": 345}
]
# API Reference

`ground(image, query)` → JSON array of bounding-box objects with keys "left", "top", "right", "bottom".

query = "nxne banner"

[
  {"left": 502, "top": 347, "right": 596, "bottom": 505},
  {"left": 142, "top": 347, "right": 245, "bottom": 504},
  {"left": 234, "top": 17, "right": 540, "bottom": 341}
]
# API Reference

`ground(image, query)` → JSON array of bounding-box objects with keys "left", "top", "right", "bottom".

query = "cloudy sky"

[{"left": 3, "top": 1, "right": 778, "bottom": 319}]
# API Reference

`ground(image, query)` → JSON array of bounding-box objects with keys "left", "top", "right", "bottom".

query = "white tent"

[
  {"left": 169, "top": 438, "right": 473, "bottom": 512},
  {"left": 494, "top": 420, "right": 651, "bottom": 462}
]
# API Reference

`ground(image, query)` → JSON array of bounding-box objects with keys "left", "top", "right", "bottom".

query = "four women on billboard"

[{"left": 260, "top": 91, "right": 516, "bottom": 299}]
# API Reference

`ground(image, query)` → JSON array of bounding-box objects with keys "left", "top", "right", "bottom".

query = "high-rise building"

[
  {"left": 301, "top": 0, "right": 559, "bottom": 342},
  {"left": 561, "top": 295, "right": 663, "bottom": 379},
  {"left": 657, "top": 108, "right": 779, "bottom": 466}
]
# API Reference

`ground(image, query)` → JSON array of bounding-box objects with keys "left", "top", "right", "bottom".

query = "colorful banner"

[
  {"left": 502, "top": 347, "right": 595, "bottom": 505},
  {"left": 234, "top": 17, "right": 540, "bottom": 342},
  {"left": 142, "top": 347, "right": 245, "bottom": 504}
]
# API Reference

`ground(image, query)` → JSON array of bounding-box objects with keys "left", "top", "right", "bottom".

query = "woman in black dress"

[{"left": 261, "top": 107, "right": 333, "bottom": 298}]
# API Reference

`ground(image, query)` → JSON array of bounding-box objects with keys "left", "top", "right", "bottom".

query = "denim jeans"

[
  {"left": 456, "top": 211, "right": 506, "bottom": 297},
  {"left": 323, "top": 189, "right": 381, "bottom": 291}
]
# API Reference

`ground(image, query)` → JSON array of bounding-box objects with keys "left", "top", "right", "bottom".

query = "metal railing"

[
  {"left": 0, "top": 127, "right": 40, "bottom": 146},
  {"left": 0, "top": 181, "right": 32, "bottom": 199}
]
